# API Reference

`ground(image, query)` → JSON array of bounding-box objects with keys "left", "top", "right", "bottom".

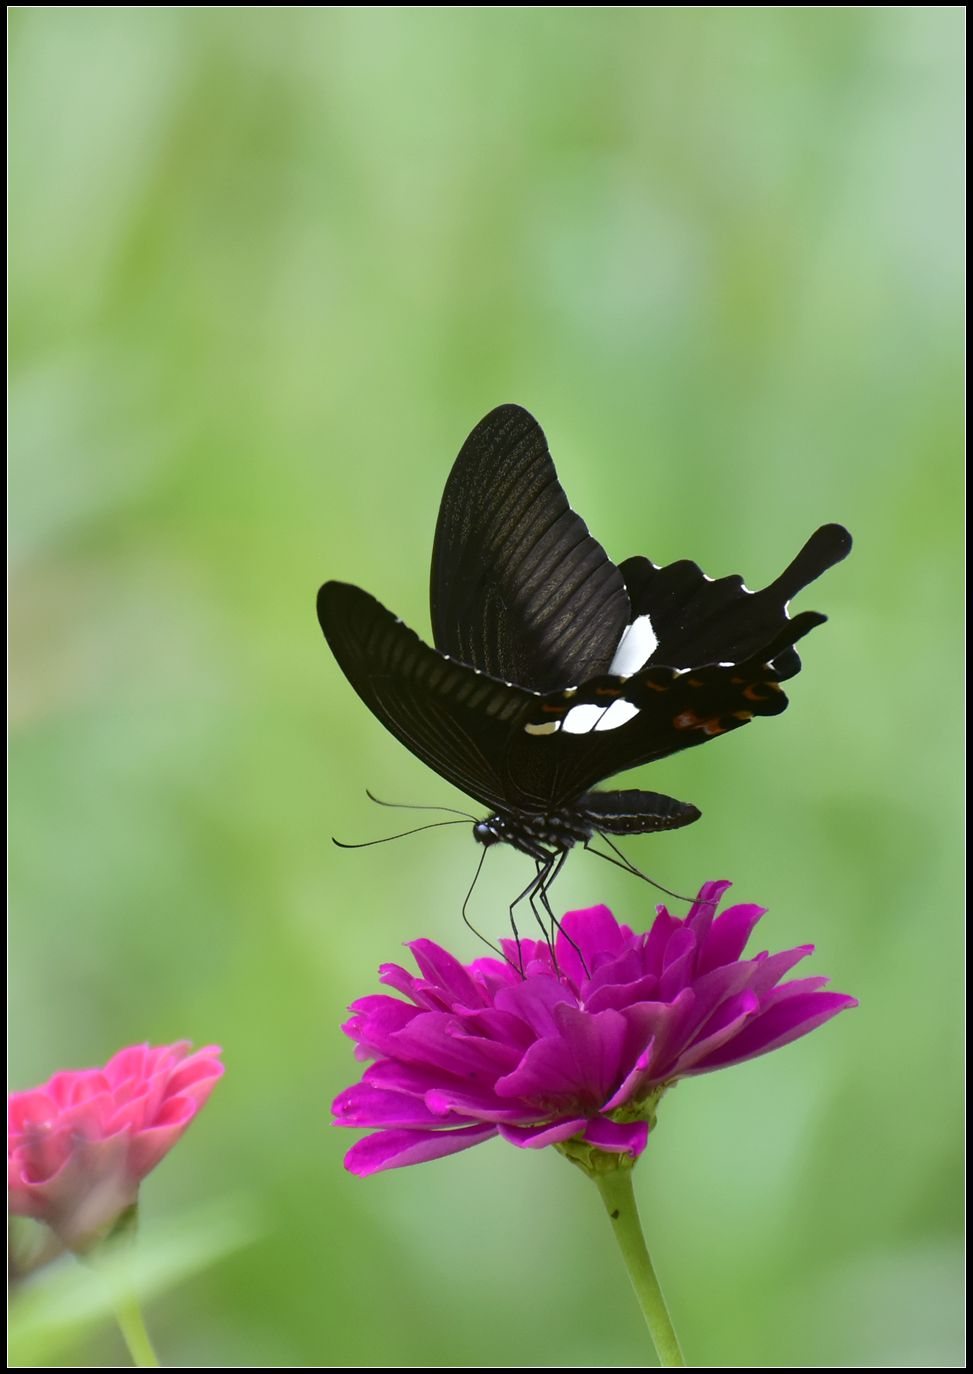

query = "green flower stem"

[
  {"left": 594, "top": 1168, "right": 685, "bottom": 1367},
  {"left": 112, "top": 1290, "right": 161, "bottom": 1368}
]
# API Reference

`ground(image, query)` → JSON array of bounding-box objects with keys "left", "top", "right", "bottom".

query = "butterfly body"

[
  {"left": 318, "top": 404, "right": 851, "bottom": 897},
  {"left": 473, "top": 787, "right": 701, "bottom": 861}
]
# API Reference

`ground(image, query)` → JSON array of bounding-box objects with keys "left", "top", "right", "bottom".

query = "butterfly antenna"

[
  {"left": 365, "top": 789, "right": 477, "bottom": 822},
  {"left": 585, "top": 833, "right": 700, "bottom": 906},
  {"left": 333, "top": 818, "right": 469, "bottom": 849}
]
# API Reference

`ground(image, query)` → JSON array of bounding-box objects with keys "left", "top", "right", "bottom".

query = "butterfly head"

[{"left": 473, "top": 818, "right": 504, "bottom": 849}]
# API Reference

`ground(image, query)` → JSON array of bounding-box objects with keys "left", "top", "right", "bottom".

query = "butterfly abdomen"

[{"left": 576, "top": 789, "right": 701, "bottom": 835}]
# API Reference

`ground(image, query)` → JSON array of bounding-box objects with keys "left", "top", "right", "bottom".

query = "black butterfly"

[{"left": 317, "top": 404, "right": 851, "bottom": 913}]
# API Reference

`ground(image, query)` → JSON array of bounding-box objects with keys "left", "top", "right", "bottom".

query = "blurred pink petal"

[{"left": 9, "top": 1041, "right": 223, "bottom": 1249}]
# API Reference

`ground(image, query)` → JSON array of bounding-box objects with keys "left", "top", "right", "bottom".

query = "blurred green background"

[{"left": 9, "top": 7, "right": 963, "bottom": 1367}]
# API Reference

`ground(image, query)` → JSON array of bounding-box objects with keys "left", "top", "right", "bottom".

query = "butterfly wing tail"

[{"left": 618, "top": 522, "right": 851, "bottom": 673}]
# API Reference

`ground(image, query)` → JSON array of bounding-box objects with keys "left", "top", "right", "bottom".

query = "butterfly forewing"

[
  {"left": 318, "top": 581, "right": 537, "bottom": 813},
  {"left": 430, "top": 404, "right": 631, "bottom": 691}
]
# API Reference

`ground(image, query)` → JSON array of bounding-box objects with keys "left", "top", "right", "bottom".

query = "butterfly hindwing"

[
  {"left": 429, "top": 404, "right": 631, "bottom": 692},
  {"left": 500, "top": 656, "right": 793, "bottom": 809},
  {"left": 318, "top": 580, "right": 804, "bottom": 817},
  {"left": 618, "top": 523, "right": 851, "bottom": 673}
]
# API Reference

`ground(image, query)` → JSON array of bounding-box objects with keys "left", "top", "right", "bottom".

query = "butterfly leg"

[
  {"left": 533, "top": 849, "right": 566, "bottom": 939},
  {"left": 528, "top": 857, "right": 555, "bottom": 942},
  {"left": 508, "top": 864, "right": 548, "bottom": 973},
  {"left": 584, "top": 833, "right": 695, "bottom": 906},
  {"left": 535, "top": 848, "right": 589, "bottom": 976},
  {"left": 508, "top": 844, "right": 570, "bottom": 972}
]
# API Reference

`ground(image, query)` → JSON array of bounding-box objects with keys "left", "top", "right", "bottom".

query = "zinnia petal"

[
  {"left": 344, "top": 1124, "right": 498, "bottom": 1176},
  {"left": 334, "top": 882, "right": 854, "bottom": 1173},
  {"left": 582, "top": 1118, "right": 650, "bottom": 1156},
  {"left": 498, "top": 1118, "right": 588, "bottom": 1149},
  {"left": 685, "top": 990, "right": 859, "bottom": 1073}
]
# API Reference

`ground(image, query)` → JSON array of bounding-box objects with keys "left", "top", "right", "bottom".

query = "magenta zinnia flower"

[
  {"left": 334, "top": 881, "right": 856, "bottom": 1176},
  {"left": 8, "top": 1041, "right": 223, "bottom": 1250}
]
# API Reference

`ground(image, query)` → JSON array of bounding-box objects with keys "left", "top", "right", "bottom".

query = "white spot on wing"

[
  {"left": 559, "top": 698, "right": 640, "bottom": 734},
  {"left": 609, "top": 615, "right": 658, "bottom": 676},
  {"left": 562, "top": 703, "right": 608, "bottom": 734},
  {"left": 594, "top": 698, "right": 640, "bottom": 731},
  {"left": 525, "top": 720, "right": 560, "bottom": 736}
]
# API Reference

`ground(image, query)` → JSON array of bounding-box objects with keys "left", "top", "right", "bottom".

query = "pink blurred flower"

[
  {"left": 8, "top": 1041, "right": 223, "bottom": 1250},
  {"left": 334, "top": 881, "right": 856, "bottom": 1176}
]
